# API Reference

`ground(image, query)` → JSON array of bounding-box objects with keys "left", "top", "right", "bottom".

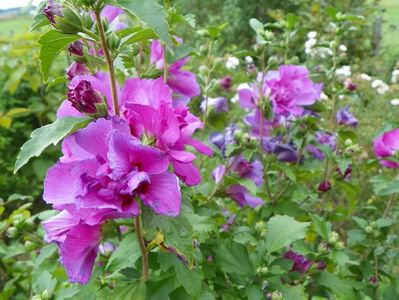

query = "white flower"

[
  {"left": 390, "top": 99, "right": 399, "bottom": 106},
  {"left": 391, "top": 69, "right": 399, "bottom": 83},
  {"left": 360, "top": 73, "right": 372, "bottom": 81},
  {"left": 245, "top": 56, "right": 253, "bottom": 64},
  {"left": 371, "top": 79, "right": 389, "bottom": 95},
  {"left": 320, "top": 92, "right": 329, "bottom": 100},
  {"left": 305, "top": 38, "right": 317, "bottom": 49},
  {"left": 335, "top": 65, "right": 351, "bottom": 78},
  {"left": 307, "top": 31, "right": 317, "bottom": 39},
  {"left": 230, "top": 95, "right": 239, "bottom": 103},
  {"left": 338, "top": 95, "right": 345, "bottom": 100},
  {"left": 339, "top": 44, "right": 347, "bottom": 52},
  {"left": 225, "top": 56, "right": 240, "bottom": 70},
  {"left": 237, "top": 83, "right": 251, "bottom": 91}
]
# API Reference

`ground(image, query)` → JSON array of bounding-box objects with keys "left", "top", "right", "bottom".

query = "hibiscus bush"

[{"left": 1, "top": 0, "right": 399, "bottom": 299}]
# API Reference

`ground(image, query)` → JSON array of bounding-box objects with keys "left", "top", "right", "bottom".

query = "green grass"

[
  {"left": 381, "top": 0, "right": 399, "bottom": 58},
  {"left": 0, "top": 16, "right": 32, "bottom": 35}
]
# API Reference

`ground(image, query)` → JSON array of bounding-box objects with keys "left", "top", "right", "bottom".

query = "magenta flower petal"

[
  {"left": 185, "top": 138, "right": 213, "bottom": 156},
  {"left": 226, "top": 184, "right": 263, "bottom": 208},
  {"left": 127, "top": 172, "right": 151, "bottom": 192},
  {"left": 42, "top": 210, "right": 79, "bottom": 243},
  {"left": 172, "top": 160, "right": 201, "bottom": 186},
  {"left": 212, "top": 165, "right": 226, "bottom": 184},
  {"left": 167, "top": 70, "right": 200, "bottom": 98},
  {"left": 108, "top": 130, "right": 169, "bottom": 179},
  {"left": 60, "top": 223, "right": 101, "bottom": 284},
  {"left": 139, "top": 172, "right": 181, "bottom": 217},
  {"left": 238, "top": 86, "right": 258, "bottom": 109},
  {"left": 74, "top": 118, "right": 123, "bottom": 159},
  {"left": 44, "top": 162, "right": 78, "bottom": 207},
  {"left": 373, "top": 128, "right": 399, "bottom": 168},
  {"left": 57, "top": 100, "right": 85, "bottom": 118},
  {"left": 101, "top": 5, "right": 124, "bottom": 23},
  {"left": 121, "top": 78, "right": 173, "bottom": 108},
  {"left": 168, "top": 150, "right": 196, "bottom": 163}
]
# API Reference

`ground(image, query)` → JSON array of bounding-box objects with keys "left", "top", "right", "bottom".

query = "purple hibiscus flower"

[
  {"left": 266, "top": 65, "right": 323, "bottom": 117},
  {"left": 150, "top": 39, "right": 200, "bottom": 102},
  {"left": 373, "top": 128, "right": 399, "bottom": 168},
  {"left": 336, "top": 106, "right": 358, "bottom": 127},
  {"left": 283, "top": 250, "right": 313, "bottom": 273},
  {"left": 43, "top": 117, "right": 181, "bottom": 284}
]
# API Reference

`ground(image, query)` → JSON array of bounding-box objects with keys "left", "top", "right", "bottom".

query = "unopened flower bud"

[
  {"left": 67, "top": 80, "right": 105, "bottom": 115},
  {"left": 317, "top": 242, "right": 329, "bottom": 253},
  {"left": 46, "top": 3, "right": 83, "bottom": 34},
  {"left": 99, "top": 242, "right": 115, "bottom": 257},
  {"left": 219, "top": 76, "right": 232, "bottom": 91},
  {"left": 41, "top": 289, "right": 52, "bottom": 300},
  {"left": 365, "top": 226, "right": 373, "bottom": 233},
  {"left": 234, "top": 130, "right": 243, "bottom": 141},
  {"left": 6, "top": 227, "right": 18, "bottom": 238},
  {"left": 24, "top": 240, "right": 37, "bottom": 251},
  {"left": 43, "top": 0, "right": 63, "bottom": 25},
  {"left": 66, "top": 62, "right": 89, "bottom": 80},
  {"left": 370, "top": 221, "right": 377, "bottom": 228},
  {"left": 68, "top": 41, "right": 84, "bottom": 56},
  {"left": 335, "top": 241, "right": 344, "bottom": 250},
  {"left": 317, "top": 261, "right": 327, "bottom": 270},
  {"left": 369, "top": 275, "right": 377, "bottom": 285},
  {"left": 271, "top": 291, "right": 283, "bottom": 300},
  {"left": 328, "top": 231, "right": 339, "bottom": 244},
  {"left": 318, "top": 180, "right": 331, "bottom": 193}
]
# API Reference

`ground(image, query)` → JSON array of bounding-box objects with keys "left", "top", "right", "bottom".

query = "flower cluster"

[{"left": 41, "top": 5, "right": 210, "bottom": 285}]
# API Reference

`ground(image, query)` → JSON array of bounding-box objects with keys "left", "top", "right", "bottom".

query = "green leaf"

[
  {"left": 33, "top": 271, "right": 57, "bottom": 294},
  {"left": 347, "top": 229, "right": 366, "bottom": 246},
  {"left": 246, "top": 284, "right": 263, "bottom": 300},
  {"left": 116, "top": 0, "right": 172, "bottom": 48},
  {"left": 310, "top": 213, "right": 331, "bottom": 240},
  {"left": 316, "top": 272, "right": 356, "bottom": 299},
  {"left": 106, "top": 233, "right": 141, "bottom": 273},
  {"left": 14, "top": 117, "right": 91, "bottom": 173},
  {"left": 215, "top": 240, "right": 254, "bottom": 276},
  {"left": 279, "top": 284, "right": 307, "bottom": 300},
  {"left": 286, "top": 13, "right": 299, "bottom": 29},
  {"left": 142, "top": 207, "right": 195, "bottom": 267},
  {"left": 174, "top": 258, "right": 202, "bottom": 296},
  {"left": 120, "top": 28, "right": 158, "bottom": 46},
  {"left": 111, "top": 280, "right": 146, "bottom": 300},
  {"left": 265, "top": 215, "right": 310, "bottom": 253},
  {"left": 38, "top": 30, "right": 80, "bottom": 82},
  {"left": 249, "top": 18, "right": 264, "bottom": 33}
]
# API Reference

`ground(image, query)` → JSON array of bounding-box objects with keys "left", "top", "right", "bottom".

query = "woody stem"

[{"left": 94, "top": 11, "right": 119, "bottom": 115}]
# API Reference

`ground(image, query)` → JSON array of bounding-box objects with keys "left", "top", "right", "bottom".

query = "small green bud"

[
  {"left": 107, "top": 33, "right": 121, "bottom": 51},
  {"left": 370, "top": 221, "right": 377, "bottom": 229},
  {"left": 31, "top": 295, "right": 42, "bottom": 300},
  {"left": 199, "top": 65, "right": 208, "bottom": 75},
  {"left": 317, "top": 242, "right": 329, "bottom": 254},
  {"left": 268, "top": 56, "right": 279, "bottom": 66},
  {"left": 234, "top": 130, "right": 243, "bottom": 142},
  {"left": 365, "top": 226, "right": 373, "bottom": 234},
  {"left": 271, "top": 291, "right": 283, "bottom": 300},
  {"left": 24, "top": 241, "right": 36, "bottom": 252},
  {"left": 335, "top": 241, "right": 344, "bottom": 250},
  {"left": 41, "top": 289, "right": 52, "bottom": 300},
  {"left": 344, "top": 139, "right": 353, "bottom": 147},
  {"left": 260, "top": 266, "right": 269, "bottom": 274},
  {"left": 328, "top": 231, "right": 339, "bottom": 244},
  {"left": 6, "top": 227, "right": 18, "bottom": 238},
  {"left": 54, "top": 6, "right": 84, "bottom": 34}
]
